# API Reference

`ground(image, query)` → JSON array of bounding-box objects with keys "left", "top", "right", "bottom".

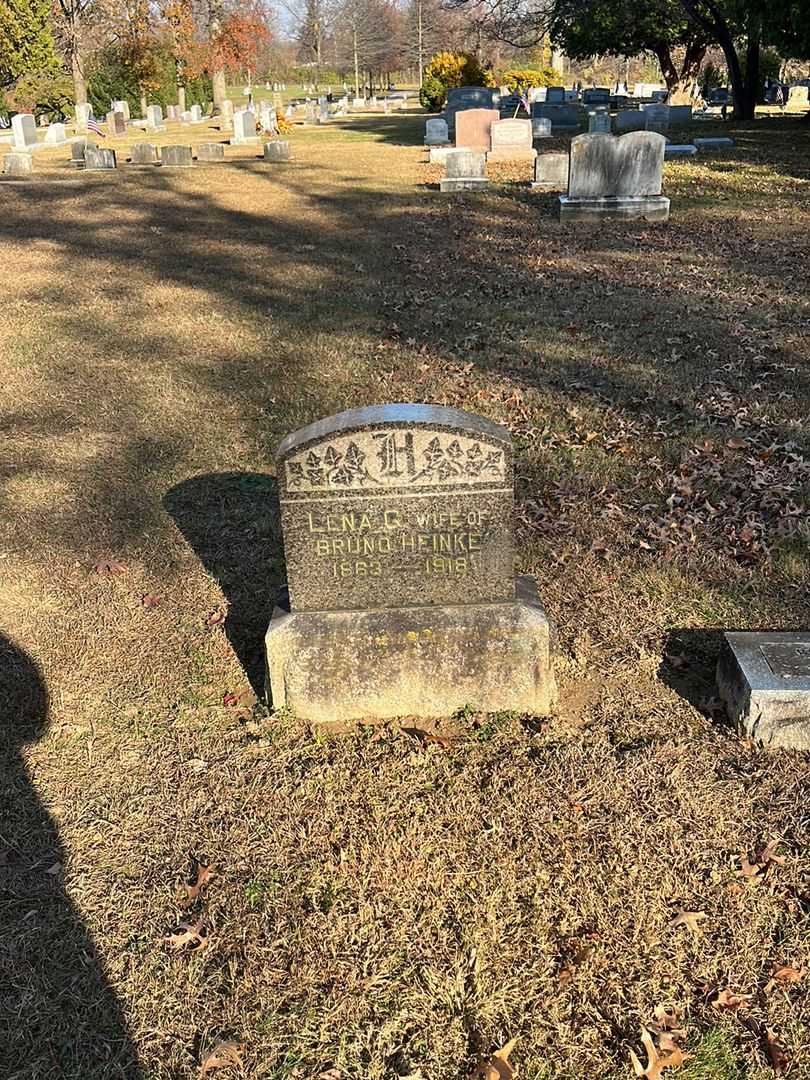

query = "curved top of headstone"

[{"left": 277, "top": 404, "right": 510, "bottom": 460}]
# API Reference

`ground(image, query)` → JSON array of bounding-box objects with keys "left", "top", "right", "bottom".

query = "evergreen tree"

[{"left": 0, "top": 0, "right": 59, "bottom": 87}]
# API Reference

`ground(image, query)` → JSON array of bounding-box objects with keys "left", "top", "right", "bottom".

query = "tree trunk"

[
  {"left": 679, "top": 0, "right": 753, "bottom": 121},
  {"left": 353, "top": 28, "right": 360, "bottom": 97},
  {"left": 71, "top": 47, "right": 87, "bottom": 107},
  {"left": 652, "top": 40, "right": 705, "bottom": 101},
  {"left": 140, "top": 91, "right": 148, "bottom": 116},
  {"left": 212, "top": 69, "right": 227, "bottom": 107},
  {"left": 742, "top": 33, "right": 760, "bottom": 119},
  {"left": 178, "top": 85, "right": 186, "bottom": 111}
]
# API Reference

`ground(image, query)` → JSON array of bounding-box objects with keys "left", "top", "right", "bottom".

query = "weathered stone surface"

[
  {"left": 146, "top": 105, "right": 166, "bottom": 131},
  {"left": 112, "top": 99, "right": 130, "bottom": 120},
  {"left": 532, "top": 117, "right": 552, "bottom": 139},
  {"left": 429, "top": 145, "right": 460, "bottom": 164},
  {"left": 665, "top": 143, "right": 697, "bottom": 157},
  {"left": 75, "top": 103, "right": 92, "bottom": 129},
  {"left": 44, "top": 123, "right": 67, "bottom": 145},
  {"left": 107, "top": 110, "right": 127, "bottom": 136},
  {"left": 643, "top": 103, "right": 670, "bottom": 133},
  {"left": 532, "top": 151, "right": 569, "bottom": 190},
  {"left": 582, "top": 88, "right": 610, "bottom": 105},
  {"left": 266, "top": 403, "right": 557, "bottom": 723},
  {"left": 440, "top": 150, "right": 488, "bottom": 191},
  {"left": 424, "top": 117, "right": 449, "bottom": 145},
  {"left": 588, "top": 110, "right": 611, "bottom": 133},
  {"left": 487, "top": 118, "right": 536, "bottom": 162},
  {"left": 275, "top": 405, "right": 513, "bottom": 612},
  {"left": 3, "top": 152, "right": 33, "bottom": 177},
  {"left": 568, "top": 131, "right": 665, "bottom": 198},
  {"left": 161, "top": 144, "right": 193, "bottom": 167},
  {"left": 84, "top": 147, "right": 117, "bottom": 170},
  {"left": 12, "top": 113, "right": 37, "bottom": 151},
  {"left": 264, "top": 140, "right": 292, "bottom": 162},
  {"left": 130, "top": 142, "right": 157, "bottom": 164},
  {"left": 68, "top": 137, "right": 90, "bottom": 166},
  {"left": 230, "top": 109, "right": 259, "bottom": 144},
  {"left": 560, "top": 131, "right": 668, "bottom": 222},
  {"left": 787, "top": 85, "right": 809, "bottom": 110},
  {"left": 614, "top": 109, "right": 646, "bottom": 133},
  {"left": 531, "top": 104, "right": 581, "bottom": 132},
  {"left": 455, "top": 108, "right": 499, "bottom": 151},
  {"left": 546, "top": 86, "right": 566, "bottom": 103},
  {"left": 694, "top": 137, "right": 735, "bottom": 150},
  {"left": 266, "top": 575, "right": 557, "bottom": 723},
  {"left": 190, "top": 104, "right": 203, "bottom": 122},
  {"left": 196, "top": 142, "right": 225, "bottom": 162},
  {"left": 717, "top": 632, "right": 810, "bottom": 750},
  {"left": 668, "top": 105, "right": 693, "bottom": 126}
]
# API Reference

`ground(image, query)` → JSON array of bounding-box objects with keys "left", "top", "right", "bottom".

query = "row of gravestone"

[
  {"left": 259, "top": 402, "right": 810, "bottom": 751},
  {"left": 0, "top": 138, "right": 294, "bottom": 173}
]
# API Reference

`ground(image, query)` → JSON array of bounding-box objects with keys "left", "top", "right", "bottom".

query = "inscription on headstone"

[{"left": 276, "top": 405, "right": 514, "bottom": 612}]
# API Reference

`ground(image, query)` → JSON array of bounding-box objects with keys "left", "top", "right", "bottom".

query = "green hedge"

[{"left": 87, "top": 46, "right": 212, "bottom": 118}]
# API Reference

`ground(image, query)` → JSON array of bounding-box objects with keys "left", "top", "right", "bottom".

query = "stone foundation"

[{"left": 559, "top": 194, "right": 670, "bottom": 222}]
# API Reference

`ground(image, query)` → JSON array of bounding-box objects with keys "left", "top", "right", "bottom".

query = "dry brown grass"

[{"left": 0, "top": 112, "right": 809, "bottom": 1080}]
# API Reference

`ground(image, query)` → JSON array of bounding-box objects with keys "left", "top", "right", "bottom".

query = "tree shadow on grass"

[
  {"left": 0, "top": 635, "right": 143, "bottom": 1079},
  {"left": 164, "top": 473, "right": 285, "bottom": 694}
]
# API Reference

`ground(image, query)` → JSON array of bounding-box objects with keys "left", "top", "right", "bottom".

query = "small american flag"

[{"left": 87, "top": 116, "right": 104, "bottom": 137}]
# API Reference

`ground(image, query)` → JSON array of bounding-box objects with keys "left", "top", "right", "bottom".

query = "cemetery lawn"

[{"left": 1, "top": 112, "right": 809, "bottom": 1080}]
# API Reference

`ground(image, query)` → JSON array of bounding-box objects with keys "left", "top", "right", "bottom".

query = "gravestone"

[
  {"left": 559, "top": 131, "right": 669, "bottom": 222},
  {"left": 455, "top": 108, "right": 499, "bottom": 151},
  {"left": 75, "top": 103, "right": 92, "bottom": 130},
  {"left": 221, "top": 99, "right": 234, "bottom": 125},
  {"left": 588, "top": 110, "right": 611, "bottom": 133},
  {"left": 107, "top": 110, "right": 127, "bottom": 136},
  {"left": 717, "top": 632, "right": 810, "bottom": 750},
  {"left": 230, "top": 109, "right": 259, "bottom": 144},
  {"left": 445, "top": 86, "right": 497, "bottom": 138},
  {"left": 112, "top": 99, "right": 130, "bottom": 120},
  {"left": 532, "top": 151, "right": 569, "bottom": 191},
  {"left": 318, "top": 101, "right": 329, "bottom": 123},
  {"left": 180, "top": 110, "right": 193, "bottom": 124},
  {"left": 84, "top": 147, "right": 117, "bottom": 170},
  {"left": 487, "top": 118, "right": 536, "bottom": 162},
  {"left": 68, "top": 137, "right": 90, "bottom": 167},
  {"left": 130, "top": 142, "right": 157, "bottom": 165},
  {"left": 615, "top": 109, "right": 646, "bottom": 133},
  {"left": 531, "top": 103, "right": 581, "bottom": 133},
  {"left": 190, "top": 104, "right": 203, "bottom": 122},
  {"left": 44, "top": 122, "right": 67, "bottom": 145},
  {"left": 428, "top": 145, "right": 456, "bottom": 164},
  {"left": 161, "top": 144, "right": 193, "bottom": 167},
  {"left": 440, "top": 149, "right": 488, "bottom": 192},
  {"left": 166, "top": 104, "right": 180, "bottom": 121},
  {"left": 264, "top": 140, "right": 292, "bottom": 162},
  {"left": 3, "top": 152, "right": 33, "bottom": 177},
  {"left": 305, "top": 101, "right": 317, "bottom": 123},
  {"left": 12, "top": 114, "right": 37, "bottom": 152},
  {"left": 665, "top": 144, "right": 698, "bottom": 157},
  {"left": 694, "top": 136, "right": 735, "bottom": 150},
  {"left": 546, "top": 86, "right": 566, "bottom": 103},
  {"left": 146, "top": 105, "right": 166, "bottom": 131},
  {"left": 197, "top": 142, "right": 225, "bottom": 162},
  {"left": 266, "top": 404, "right": 557, "bottom": 723},
  {"left": 643, "top": 103, "right": 670, "bottom": 134},
  {"left": 668, "top": 105, "right": 693, "bottom": 126},
  {"left": 787, "top": 85, "right": 809, "bottom": 110},
  {"left": 582, "top": 88, "right": 610, "bottom": 106},
  {"left": 353, "top": 97, "right": 365, "bottom": 108},
  {"left": 532, "top": 117, "right": 552, "bottom": 139},
  {"left": 424, "top": 118, "right": 449, "bottom": 145}
]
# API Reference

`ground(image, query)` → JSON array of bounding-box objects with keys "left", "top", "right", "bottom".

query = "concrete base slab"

[
  {"left": 266, "top": 575, "right": 557, "bottom": 725},
  {"left": 665, "top": 144, "right": 698, "bottom": 156},
  {"left": 559, "top": 194, "right": 670, "bottom": 222},
  {"left": 694, "top": 137, "right": 735, "bottom": 149},
  {"left": 439, "top": 177, "right": 490, "bottom": 192},
  {"left": 717, "top": 632, "right": 810, "bottom": 750}
]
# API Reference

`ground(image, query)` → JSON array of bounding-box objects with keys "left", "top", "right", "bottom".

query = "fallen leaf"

[
  {"left": 630, "top": 1027, "right": 690, "bottom": 1079},
  {"left": 93, "top": 559, "right": 127, "bottom": 575},
  {"left": 764, "top": 963, "right": 802, "bottom": 993},
  {"left": 726, "top": 437, "right": 748, "bottom": 450},
  {"left": 200, "top": 1041, "right": 244, "bottom": 1075},
  {"left": 669, "top": 910, "right": 707, "bottom": 935},
  {"left": 757, "top": 839, "right": 786, "bottom": 867},
  {"left": 185, "top": 861, "right": 215, "bottom": 901},
  {"left": 206, "top": 610, "right": 226, "bottom": 628},
  {"left": 765, "top": 1029, "right": 789, "bottom": 1074},
  {"left": 470, "top": 1037, "right": 517, "bottom": 1079},
  {"left": 44, "top": 862, "right": 61, "bottom": 876},
  {"left": 712, "top": 988, "right": 751, "bottom": 1011},
  {"left": 738, "top": 839, "right": 785, "bottom": 883},
  {"left": 141, "top": 593, "right": 161, "bottom": 608},
  {"left": 222, "top": 692, "right": 239, "bottom": 707},
  {"left": 167, "top": 918, "right": 208, "bottom": 951}
]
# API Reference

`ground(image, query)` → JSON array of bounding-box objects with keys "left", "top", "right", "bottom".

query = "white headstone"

[
  {"left": 190, "top": 104, "right": 203, "bottom": 122},
  {"left": 487, "top": 118, "right": 535, "bottom": 161},
  {"left": 112, "top": 99, "right": 131, "bottom": 120},
  {"left": 44, "top": 122, "right": 67, "bottom": 145},
  {"left": 146, "top": 104, "right": 165, "bottom": 131},
  {"left": 230, "top": 109, "right": 259, "bottom": 144},
  {"left": 12, "top": 113, "right": 37, "bottom": 151},
  {"left": 75, "top": 103, "right": 92, "bottom": 129},
  {"left": 559, "top": 131, "right": 669, "bottom": 221}
]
